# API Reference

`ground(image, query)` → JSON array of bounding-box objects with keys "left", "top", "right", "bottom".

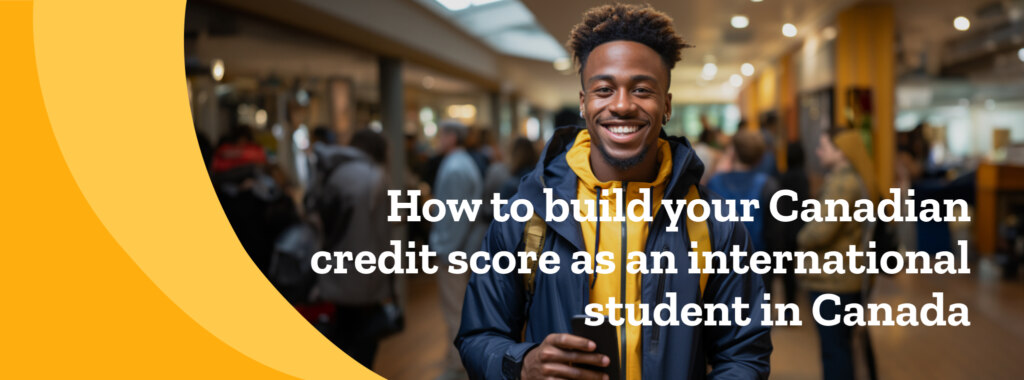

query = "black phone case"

[{"left": 570, "top": 315, "right": 621, "bottom": 380}]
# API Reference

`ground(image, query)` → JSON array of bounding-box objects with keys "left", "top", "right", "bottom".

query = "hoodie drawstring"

[{"left": 591, "top": 185, "right": 602, "bottom": 289}]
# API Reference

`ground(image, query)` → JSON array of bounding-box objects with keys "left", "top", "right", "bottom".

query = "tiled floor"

[{"left": 372, "top": 264, "right": 1024, "bottom": 380}]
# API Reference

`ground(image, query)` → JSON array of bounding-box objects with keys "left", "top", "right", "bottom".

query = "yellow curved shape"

[{"left": 25, "top": 1, "right": 378, "bottom": 377}]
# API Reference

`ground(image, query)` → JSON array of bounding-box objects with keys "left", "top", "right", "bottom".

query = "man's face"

[{"left": 579, "top": 41, "right": 671, "bottom": 169}]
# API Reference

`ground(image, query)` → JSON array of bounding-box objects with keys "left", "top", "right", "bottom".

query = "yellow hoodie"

[{"left": 566, "top": 129, "right": 672, "bottom": 379}]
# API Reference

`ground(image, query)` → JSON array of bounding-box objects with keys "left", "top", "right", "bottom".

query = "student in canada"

[{"left": 456, "top": 4, "right": 771, "bottom": 379}]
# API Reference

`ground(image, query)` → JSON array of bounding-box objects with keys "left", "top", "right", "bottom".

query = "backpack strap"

[
  {"left": 522, "top": 213, "right": 546, "bottom": 295},
  {"left": 685, "top": 185, "right": 711, "bottom": 296}
]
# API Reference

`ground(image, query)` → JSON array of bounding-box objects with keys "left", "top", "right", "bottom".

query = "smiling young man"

[{"left": 456, "top": 4, "right": 771, "bottom": 379}]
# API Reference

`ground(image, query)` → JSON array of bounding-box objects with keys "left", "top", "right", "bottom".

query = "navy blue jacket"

[{"left": 456, "top": 127, "right": 772, "bottom": 379}]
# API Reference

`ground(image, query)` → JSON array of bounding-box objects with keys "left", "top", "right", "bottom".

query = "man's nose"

[{"left": 608, "top": 90, "right": 636, "bottom": 117}]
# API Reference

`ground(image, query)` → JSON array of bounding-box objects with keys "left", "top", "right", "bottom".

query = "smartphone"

[{"left": 570, "top": 315, "right": 620, "bottom": 380}]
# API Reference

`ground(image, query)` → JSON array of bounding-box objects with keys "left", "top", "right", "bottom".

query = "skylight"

[{"left": 420, "top": 0, "right": 567, "bottom": 62}]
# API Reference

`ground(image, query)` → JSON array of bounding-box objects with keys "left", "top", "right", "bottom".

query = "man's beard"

[{"left": 594, "top": 137, "right": 651, "bottom": 170}]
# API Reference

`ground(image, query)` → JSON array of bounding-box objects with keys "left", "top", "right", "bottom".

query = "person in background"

[
  {"left": 693, "top": 123, "right": 722, "bottom": 185},
  {"left": 775, "top": 142, "right": 810, "bottom": 306},
  {"left": 212, "top": 125, "right": 279, "bottom": 275},
  {"left": 465, "top": 126, "right": 491, "bottom": 179},
  {"left": 498, "top": 137, "right": 538, "bottom": 199},
  {"left": 706, "top": 129, "right": 782, "bottom": 289},
  {"left": 798, "top": 128, "right": 876, "bottom": 380},
  {"left": 431, "top": 120, "right": 485, "bottom": 380},
  {"left": 312, "top": 128, "right": 394, "bottom": 369}
]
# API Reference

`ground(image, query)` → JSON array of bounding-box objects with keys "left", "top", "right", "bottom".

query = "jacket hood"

[
  {"left": 515, "top": 126, "right": 705, "bottom": 250},
  {"left": 312, "top": 142, "right": 373, "bottom": 172}
]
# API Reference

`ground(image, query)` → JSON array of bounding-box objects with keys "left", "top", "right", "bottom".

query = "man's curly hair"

[{"left": 568, "top": 3, "right": 691, "bottom": 83}]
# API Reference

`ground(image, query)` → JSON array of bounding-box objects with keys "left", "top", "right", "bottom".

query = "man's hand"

[{"left": 521, "top": 333, "right": 610, "bottom": 380}]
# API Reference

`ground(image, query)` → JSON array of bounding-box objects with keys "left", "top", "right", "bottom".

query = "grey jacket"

[
  {"left": 430, "top": 149, "right": 486, "bottom": 258},
  {"left": 314, "top": 143, "right": 392, "bottom": 305}
]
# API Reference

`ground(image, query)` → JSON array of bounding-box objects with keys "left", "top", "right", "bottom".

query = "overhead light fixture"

[
  {"left": 701, "top": 63, "right": 718, "bottom": 80},
  {"left": 731, "top": 15, "right": 749, "bottom": 29},
  {"left": 782, "top": 23, "right": 797, "bottom": 37},
  {"left": 211, "top": 59, "right": 225, "bottom": 82},
  {"left": 821, "top": 26, "right": 837, "bottom": 41},
  {"left": 255, "top": 109, "right": 268, "bottom": 127},
  {"left": 954, "top": 16, "right": 970, "bottom": 31},
  {"left": 741, "top": 63, "right": 755, "bottom": 77},
  {"left": 751, "top": 0, "right": 763, "bottom": 2},
  {"left": 436, "top": 0, "right": 471, "bottom": 11},
  {"left": 730, "top": 74, "right": 744, "bottom": 88},
  {"left": 553, "top": 57, "right": 572, "bottom": 72},
  {"left": 1018, "top": 47, "right": 1024, "bottom": 62}
]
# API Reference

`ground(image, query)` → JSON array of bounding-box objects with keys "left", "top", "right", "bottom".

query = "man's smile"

[{"left": 598, "top": 119, "right": 648, "bottom": 144}]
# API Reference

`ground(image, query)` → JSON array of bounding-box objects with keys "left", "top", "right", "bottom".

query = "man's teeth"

[{"left": 608, "top": 125, "right": 639, "bottom": 134}]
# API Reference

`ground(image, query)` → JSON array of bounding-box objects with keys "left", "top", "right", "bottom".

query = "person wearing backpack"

[
  {"left": 455, "top": 5, "right": 771, "bottom": 379},
  {"left": 310, "top": 128, "right": 397, "bottom": 369}
]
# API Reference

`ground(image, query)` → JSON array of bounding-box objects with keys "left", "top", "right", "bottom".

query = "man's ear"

[{"left": 665, "top": 92, "right": 673, "bottom": 119}]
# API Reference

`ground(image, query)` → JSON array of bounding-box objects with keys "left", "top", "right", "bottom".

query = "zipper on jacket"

[
  {"left": 619, "top": 181, "right": 629, "bottom": 380},
  {"left": 650, "top": 243, "right": 668, "bottom": 353}
]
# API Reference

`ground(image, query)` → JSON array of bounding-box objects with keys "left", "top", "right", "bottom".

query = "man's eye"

[
  {"left": 634, "top": 88, "right": 653, "bottom": 94},
  {"left": 594, "top": 87, "right": 612, "bottom": 94}
]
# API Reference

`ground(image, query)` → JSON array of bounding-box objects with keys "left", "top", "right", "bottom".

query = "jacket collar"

[{"left": 517, "top": 126, "right": 705, "bottom": 251}]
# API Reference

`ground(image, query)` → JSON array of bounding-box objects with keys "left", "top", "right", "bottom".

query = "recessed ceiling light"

[
  {"left": 751, "top": 0, "right": 763, "bottom": 2},
  {"left": 1018, "top": 47, "right": 1024, "bottom": 62},
  {"left": 702, "top": 63, "right": 718, "bottom": 80},
  {"left": 741, "top": 63, "right": 755, "bottom": 77},
  {"left": 731, "top": 15, "right": 750, "bottom": 29},
  {"left": 211, "top": 59, "right": 225, "bottom": 82},
  {"left": 954, "top": 16, "right": 970, "bottom": 31},
  {"left": 782, "top": 23, "right": 797, "bottom": 37},
  {"left": 730, "top": 74, "right": 744, "bottom": 88}
]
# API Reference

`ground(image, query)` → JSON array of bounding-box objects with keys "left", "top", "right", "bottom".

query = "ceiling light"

[
  {"left": 211, "top": 59, "right": 225, "bottom": 82},
  {"left": 821, "top": 26, "right": 837, "bottom": 41},
  {"left": 741, "top": 63, "right": 755, "bottom": 77},
  {"left": 730, "top": 74, "right": 744, "bottom": 88},
  {"left": 553, "top": 57, "right": 572, "bottom": 72},
  {"left": 954, "top": 16, "right": 970, "bottom": 31},
  {"left": 254, "top": 109, "right": 268, "bottom": 127},
  {"left": 731, "top": 15, "right": 749, "bottom": 29},
  {"left": 701, "top": 63, "right": 718, "bottom": 80},
  {"left": 436, "top": 0, "right": 471, "bottom": 11},
  {"left": 1019, "top": 47, "right": 1024, "bottom": 62},
  {"left": 751, "top": 0, "right": 762, "bottom": 2},
  {"left": 782, "top": 23, "right": 797, "bottom": 37}
]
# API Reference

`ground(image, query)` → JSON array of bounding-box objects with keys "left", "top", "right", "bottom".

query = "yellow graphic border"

[{"left": 4, "top": 1, "right": 377, "bottom": 378}]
